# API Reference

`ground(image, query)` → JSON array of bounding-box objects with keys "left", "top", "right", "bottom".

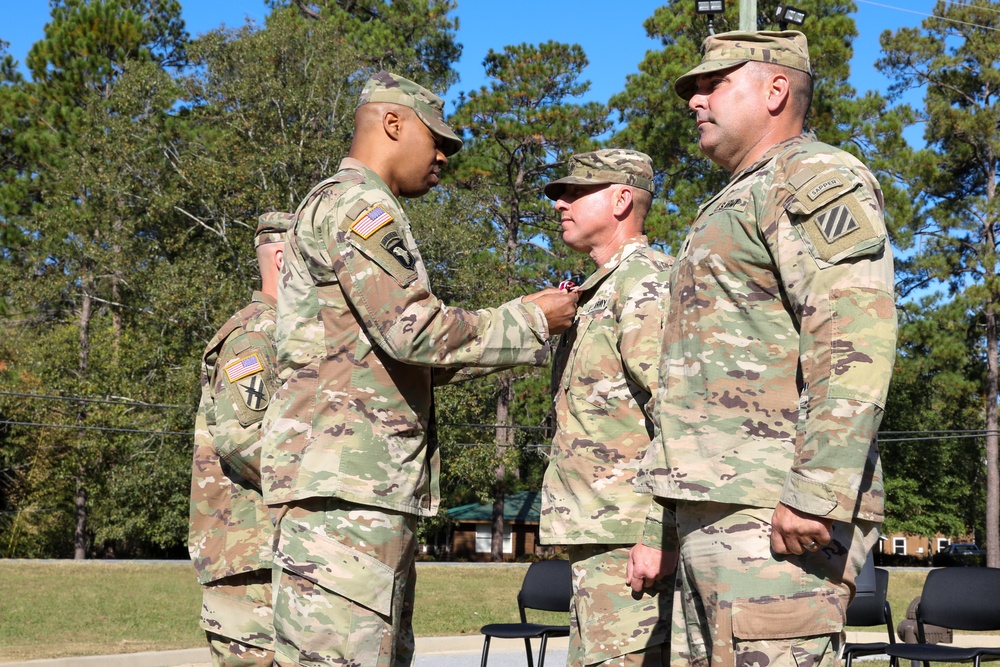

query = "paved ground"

[
  {"left": 0, "top": 635, "right": 569, "bottom": 667},
  {"left": 7, "top": 630, "right": 1000, "bottom": 666}
]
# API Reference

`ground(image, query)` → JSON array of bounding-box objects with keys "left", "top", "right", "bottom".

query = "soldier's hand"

[
  {"left": 770, "top": 502, "right": 833, "bottom": 555},
  {"left": 626, "top": 543, "right": 677, "bottom": 593},
  {"left": 524, "top": 287, "right": 579, "bottom": 335}
]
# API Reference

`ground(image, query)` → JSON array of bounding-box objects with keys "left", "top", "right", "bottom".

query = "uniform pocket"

[
  {"left": 731, "top": 590, "right": 843, "bottom": 640},
  {"left": 275, "top": 517, "right": 394, "bottom": 616}
]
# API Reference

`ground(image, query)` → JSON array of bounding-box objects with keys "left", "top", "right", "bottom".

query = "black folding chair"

[
  {"left": 842, "top": 566, "right": 895, "bottom": 665},
  {"left": 885, "top": 566, "right": 1000, "bottom": 666},
  {"left": 479, "top": 559, "right": 573, "bottom": 667}
]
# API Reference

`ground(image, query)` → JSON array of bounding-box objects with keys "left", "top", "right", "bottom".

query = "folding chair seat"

[
  {"left": 479, "top": 558, "right": 573, "bottom": 667},
  {"left": 885, "top": 566, "right": 1000, "bottom": 666}
]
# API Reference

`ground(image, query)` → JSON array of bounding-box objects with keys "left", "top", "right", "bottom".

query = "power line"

[
  {"left": 856, "top": 0, "right": 1000, "bottom": 31},
  {"left": 0, "top": 390, "right": 192, "bottom": 411},
  {"left": 0, "top": 419, "right": 190, "bottom": 437}
]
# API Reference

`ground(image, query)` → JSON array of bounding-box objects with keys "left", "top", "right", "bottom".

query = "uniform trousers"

[
  {"left": 669, "top": 501, "right": 878, "bottom": 667},
  {"left": 270, "top": 498, "right": 417, "bottom": 667},
  {"left": 566, "top": 544, "right": 672, "bottom": 667},
  {"left": 201, "top": 569, "right": 274, "bottom": 667}
]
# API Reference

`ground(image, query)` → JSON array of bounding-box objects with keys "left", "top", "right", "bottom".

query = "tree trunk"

[
  {"left": 491, "top": 371, "right": 516, "bottom": 562},
  {"left": 73, "top": 474, "right": 88, "bottom": 560},
  {"left": 986, "top": 306, "right": 999, "bottom": 568}
]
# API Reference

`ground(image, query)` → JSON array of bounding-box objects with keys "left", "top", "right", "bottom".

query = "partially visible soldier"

[
  {"left": 260, "top": 71, "right": 579, "bottom": 667},
  {"left": 627, "top": 31, "right": 897, "bottom": 666},
  {"left": 540, "top": 150, "right": 673, "bottom": 667},
  {"left": 189, "top": 212, "right": 293, "bottom": 667}
]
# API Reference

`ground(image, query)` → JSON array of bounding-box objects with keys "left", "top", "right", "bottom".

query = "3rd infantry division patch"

[{"left": 814, "top": 204, "right": 860, "bottom": 243}]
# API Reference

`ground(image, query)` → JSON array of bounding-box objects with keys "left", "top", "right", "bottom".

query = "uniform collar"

[
  {"left": 338, "top": 157, "right": 398, "bottom": 204},
  {"left": 252, "top": 290, "right": 277, "bottom": 308},
  {"left": 578, "top": 235, "right": 649, "bottom": 292},
  {"left": 730, "top": 132, "right": 815, "bottom": 181}
]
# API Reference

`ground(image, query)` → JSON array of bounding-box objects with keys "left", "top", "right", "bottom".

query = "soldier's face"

[
  {"left": 688, "top": 64, "right": 770, "bottom": 173},
  {"left": 398, "top": 112, "right": 448, "bottom": 198},
  {"left": 555, "top": 183, "right": 616, "bottom": 255}
]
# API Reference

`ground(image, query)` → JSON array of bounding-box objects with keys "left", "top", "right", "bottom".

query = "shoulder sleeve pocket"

[{"left": 785, "top": 171, "right": 886, "bottom": 265}]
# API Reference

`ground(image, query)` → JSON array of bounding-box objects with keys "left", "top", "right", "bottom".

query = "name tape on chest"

[
  {"left": 351, "top": 204, "right": 394, "bottom": 239},
  {"left": 223, "top": 353, "right": 263, "bottom": 383}
]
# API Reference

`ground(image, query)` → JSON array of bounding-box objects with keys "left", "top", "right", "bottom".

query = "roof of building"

[{"left": 445, "top": 490, "right": 540, "bottom": 524}]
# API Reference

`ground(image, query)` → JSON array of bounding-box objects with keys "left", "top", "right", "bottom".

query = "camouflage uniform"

[
  {"left": 541, "top": 151, "right": 674, "bottom": 667},
  {"left": 635, "top": 31, "right": 898, "bottom": 667},
  {"left": 189, "top": 212, "right": 295, "bottom": 667},
  {"left": 260, "top": 72, "right": 553, "bottom": 667}
]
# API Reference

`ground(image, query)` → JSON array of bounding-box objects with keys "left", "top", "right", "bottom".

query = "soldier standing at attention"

[
  {"left": 540, "top": 150, "right": 673, "bottom": 667},
  {"left": 189, "top": 211, "right": 294, "bottom": 667},
  {"left": 625, "top": 31, "right": 898, "bottom": 666},
  {"left": 260, "top": 71, "right": 579, "bottom": 667}
]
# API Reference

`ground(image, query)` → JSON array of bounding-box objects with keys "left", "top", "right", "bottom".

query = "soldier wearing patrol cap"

[
  {"left": 627, "top": 31, "right": 897, "bottom": 665},
  {"left": 540, "top": 149, "right": 673, "bottom": 667},
  {"left": 188, "top": 211, "right": 294, "bottom": 667},
  {"left": 259, "top": 72, "right": 579, "bottom": 666}
]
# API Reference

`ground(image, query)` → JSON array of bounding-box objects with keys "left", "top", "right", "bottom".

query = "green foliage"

[
  {"left": 608, "top": 0, "right": 872, "bottom": 254},
  {"left": 265, "top": 0, "right": 461, "bottom": 91},
  {"left": 881, "top": 297, "right": 986, "bottom": 538},
  {"left": 874, "top": 0, "right": 1000, "bottom": 562}
]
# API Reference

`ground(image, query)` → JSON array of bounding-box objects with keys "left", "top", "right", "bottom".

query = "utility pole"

[{"left": 740, "top": 0, "right": 757, "bottom": 30}]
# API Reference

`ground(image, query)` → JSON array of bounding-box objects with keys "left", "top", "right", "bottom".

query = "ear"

[
  {"left": 766, "top": 72, "right": 791, "bottom": 113},
  {"left": 382, "top": 108, "right": 403, "bottom": 141},
  {"left": 273, "top": 246, "right": 284, "bottom": 272},
  {"left": 612, "top": 186, "right": 634, "bottom": 218}
]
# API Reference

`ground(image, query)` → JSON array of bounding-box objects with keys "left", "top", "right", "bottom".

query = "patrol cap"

[
  {"left": 254, "top": 211, "right": 294, "bottom": 248},
  {"left": 357, "top": 71, "right": 463, "bottom": 157},
  {"left": 544, "top": 149, "right": 654, "bottom": 201},
  {"left": 674, "top": 30, "right": 811, "bottom": 101}
]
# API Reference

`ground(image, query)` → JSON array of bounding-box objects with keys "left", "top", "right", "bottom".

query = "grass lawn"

[{"left": 0, "top": 561, "right": 950, "bottom": 664}]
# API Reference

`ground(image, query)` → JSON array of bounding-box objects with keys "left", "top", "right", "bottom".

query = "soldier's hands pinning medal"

[{"left": 524, "top": 287, "right": 579, "bottom": 335}]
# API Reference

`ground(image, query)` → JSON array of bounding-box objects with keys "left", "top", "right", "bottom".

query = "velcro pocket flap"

[
  {"left": 275, "top": 518, "right": 394, "bottom": 617},
  {"left": 732, "top": 591, "right": 843, "bottom": 640},
  {"left": 577, "top": 595, "right": 670, "bottom": 661}
]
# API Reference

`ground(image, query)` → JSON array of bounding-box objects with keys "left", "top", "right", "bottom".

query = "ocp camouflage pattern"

[
  {"left": 189, "top": 291, "right": 278, "bottom": 585},
  {"left": 636, "top": 134, "right": 897, "bottom": 525},
  {"left": 260, "top": 157, "right": 552, "bottom": 516},
  {"left": 542, "top": 237, "right": 672, "bottom": 545}
]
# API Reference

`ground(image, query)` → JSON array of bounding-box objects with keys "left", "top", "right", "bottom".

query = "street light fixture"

[
  {"left": 695, "top": 0, "right": 725, "bottom": 35},
  {"left": 775, "top": 3, "right": 807, "bottom": 29}
]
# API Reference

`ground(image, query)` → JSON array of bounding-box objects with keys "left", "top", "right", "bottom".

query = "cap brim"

[
  {"left": 673, "top": 58, "right": 749, "bottom": 100},
  {"left": 544, "top": 176, "right": 615, "bottom": 200},
  {"left": 414, "top": 109, "right": 463, "bottom": 157}
]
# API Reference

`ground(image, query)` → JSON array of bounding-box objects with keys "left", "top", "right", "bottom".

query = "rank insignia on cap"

[
  {"left": 237, "top": 373, "right": 269, "bottom": 411},
  {"left": 814, "top": 205, "right": 860, "bottom": 243},
  {"left": 224, "top": 353, "right": 264, "bottom": 383},
  {"left": 351, "top": 204, "right": 394, "bottom": 239}
]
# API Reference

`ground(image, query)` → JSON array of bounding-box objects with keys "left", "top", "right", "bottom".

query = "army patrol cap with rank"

[
  {"left": 253, "top": 211, "right": 295, "bottom": 248},
  {"left": 544, "top": 149, "right": 655, "bottom": 201},
  {"left": 357, "top": 71, "right": 463, "bottom": 157},
  {"left": 674, "top": 30, "right": 811, "bottom": 101}
]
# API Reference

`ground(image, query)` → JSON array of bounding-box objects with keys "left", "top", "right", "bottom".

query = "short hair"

[
  {"left": 745, "top": 61, "right": 813, "bottom": 121},
  {"left": 632, "top": 188, "right": 653, "bottom": 224}
]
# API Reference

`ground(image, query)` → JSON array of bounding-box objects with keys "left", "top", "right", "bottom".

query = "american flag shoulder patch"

[
  {"left": 224, "top": 353, "right": 264, "bottom": 383},
  {"left": 350, "top": 204, "right": 394, "bottom": 239}
]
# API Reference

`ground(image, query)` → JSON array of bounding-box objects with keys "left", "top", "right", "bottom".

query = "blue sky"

[{"left": 1, "top": 0, "right": 938, "bottom": 115}]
